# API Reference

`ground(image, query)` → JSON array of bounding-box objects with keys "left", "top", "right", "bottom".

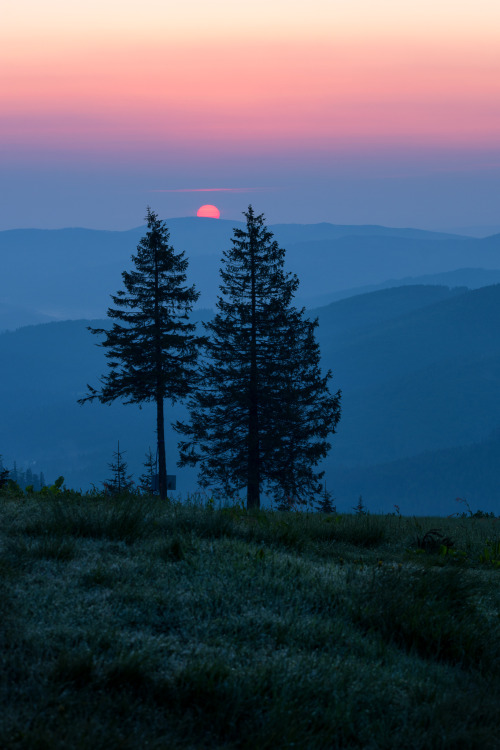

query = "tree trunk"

[
  {"left": 153, "top": 236, "right": 167, "bottom": 500},
  {"left": 247, "top": 225, "right": 260, "bottom": 510},
  {"left": 157, "top": 394, "right": 167, "bottom": 500}
]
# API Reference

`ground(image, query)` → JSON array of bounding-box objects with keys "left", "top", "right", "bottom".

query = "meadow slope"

[{"left": 1, "top": 492, "right": 499, "bottom": 749}]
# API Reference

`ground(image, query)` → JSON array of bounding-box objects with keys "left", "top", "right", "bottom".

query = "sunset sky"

[{"left": 2, "top": 0, "right": 500, "bottom": 230}]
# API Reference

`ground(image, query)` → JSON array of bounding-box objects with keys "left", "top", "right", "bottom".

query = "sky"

[{"left": 2, "top": 0, "right": 500, "bottom": 231}]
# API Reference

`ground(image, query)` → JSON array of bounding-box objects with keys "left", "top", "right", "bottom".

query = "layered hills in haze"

[
  {"left": 2, "top": 218, "right": 500, "bottom": 331},
  {"left": 2, "top": 278, "right": 499, "bottom": 515},
  {"left": 315, "top": 284, "right": 500, "bottom": 514}
]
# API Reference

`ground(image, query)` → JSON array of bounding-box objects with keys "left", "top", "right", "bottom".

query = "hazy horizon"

[
  {"left": 2, "top": 1, "right": 500, "bottom": 232},
  {"left": 3, "top": 215, "right": 500, "bottom": 240}
]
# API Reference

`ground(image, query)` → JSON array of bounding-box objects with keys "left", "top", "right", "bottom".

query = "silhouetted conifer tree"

[
  {"left": 139, "top": 447, "right": 157, "bottom": 494},
  {"left": 176, "top": 206, "right": 341, "bottom": 509},
  {"left": 79, "top": 208, "right": 203, "bottom": 499},
  {"left": 104, "top": 441, "right": 134, "bottom": 495},
  {"left": 353, "top": 495, "right": 367, "bottom": 515},
  {"left": 316, "top": 483, "right": 336, "bottom": 514}
]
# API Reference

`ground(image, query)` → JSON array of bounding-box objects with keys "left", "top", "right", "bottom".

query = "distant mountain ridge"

[
  {"left": 316, "top": 283, "right": 500, "bottom": 458},
  {"left": 266, "top": 222, "right": 466, "bottom": 244},
  {"left": 2, "top": 219, "right": 500, "bottom": 330},
  {"left": 313, "top": 284, "right": 500, "bottom": 514},
  {"left": 299, "top": 268, "right": 500, "bottom": 307}
]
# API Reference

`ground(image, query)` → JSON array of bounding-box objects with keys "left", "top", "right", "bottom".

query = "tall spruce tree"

[
  {"left": 79, "top": 208, "right": 202, "bottom": 499},
  {"left": 176, "top": 206, "right": 341, "bottom": 509}
]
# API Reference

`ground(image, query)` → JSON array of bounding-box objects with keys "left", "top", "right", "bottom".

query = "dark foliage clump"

[{"left": 416, "top": 528, "right": 454, "bottom": 553}]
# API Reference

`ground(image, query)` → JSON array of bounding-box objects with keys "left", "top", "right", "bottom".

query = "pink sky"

[{"left": 1, "top": 0, "right": 500, "bottom": 230}]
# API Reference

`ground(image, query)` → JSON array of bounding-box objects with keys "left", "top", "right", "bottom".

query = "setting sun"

[{"left": 197, "top": 204, "right": 220, "bottom": 219}]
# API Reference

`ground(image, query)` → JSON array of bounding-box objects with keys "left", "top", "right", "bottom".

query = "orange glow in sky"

[
  {"left": 2, "top": 0, "right": 500, "bottom": 229},
  {"left": 2, "top": 1, "right": 500, "bottom": 158}
]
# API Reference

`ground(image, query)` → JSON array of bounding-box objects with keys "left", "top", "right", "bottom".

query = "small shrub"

[
  {"left": 455, "top": 496, "right": 497, "bottom": 519},
  {"left": 415, "top": 528, "right": 454, "bottom": 553},
  {"left": 103, "top": 651, "right": 156, "bottom": 694},
  {"left": 40, "top": 476, "right": 65, "bottom": 497},
  {"left": 1, "top": 478, "right": 23, "bottom": 496},
  {"left": 51, "top": 650, "right": 95, "bottom": 688},
  {"left": 479, "top": 538, "right": 500, "bottom": 567},
  {"left": 157, "top": 535, "right": 190, "bottom": 562}
]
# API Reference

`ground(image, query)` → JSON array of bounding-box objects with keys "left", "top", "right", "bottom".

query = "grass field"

[{"left": 1, "top": 491, "right": 499, "bottom": 749}]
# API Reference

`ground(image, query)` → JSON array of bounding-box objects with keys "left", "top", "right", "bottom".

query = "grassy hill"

[{"left": 1, "top": 491, "right": 499, "bottom": 748}]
